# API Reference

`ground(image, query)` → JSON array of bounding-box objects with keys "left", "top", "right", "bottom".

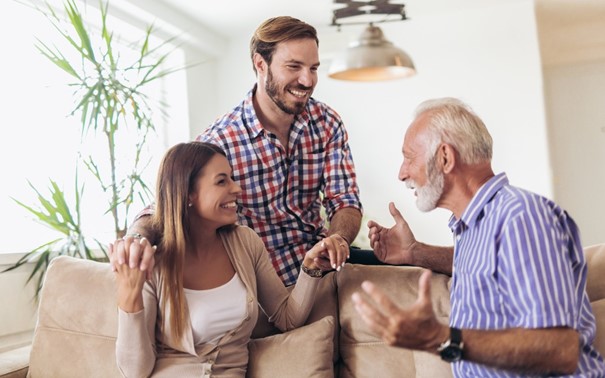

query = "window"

[{"left": 0, "top": 1, "right": 188, "bottom": 255}]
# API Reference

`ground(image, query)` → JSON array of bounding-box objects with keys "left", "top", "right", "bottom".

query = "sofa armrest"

[
  {"left": 0, "top": 345, "right": 30, "bottom": 378},
  {"left": 585, "top": 244, "right": 605, "bottom": 302}
]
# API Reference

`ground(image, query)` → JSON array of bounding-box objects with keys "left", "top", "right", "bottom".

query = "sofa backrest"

[{"left": 27, "top": 256, "right": 120, "bottom": 378}]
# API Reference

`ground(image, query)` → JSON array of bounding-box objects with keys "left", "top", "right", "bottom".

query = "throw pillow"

[{"left": 247, "top": 315, "right": 334, "bottom": 378}]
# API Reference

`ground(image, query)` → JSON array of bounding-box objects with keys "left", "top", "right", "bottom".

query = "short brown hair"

[{"left": 250, "top": 16, "right": 318, "bottom": 74}]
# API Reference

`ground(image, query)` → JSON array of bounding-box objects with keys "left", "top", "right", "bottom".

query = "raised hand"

[
  {"left": 109, "top": 235, "right": 157, "bottom": 280},
  {"left": 110, "top": 241, "right": 148, "bottom": 313},
  {"left": 367, "top": 202, "right": 417, "bottom": 265},
  {"left": 351, "top": 270, "right": 446, "bottom": 351}
]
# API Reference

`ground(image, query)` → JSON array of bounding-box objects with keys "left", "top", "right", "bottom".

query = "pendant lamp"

[
  {"left": 328, "top": 0, "right": 416, "bottom": 82},
  {"left": 328, "top": 23, "right": 415, "bottom": 81}
]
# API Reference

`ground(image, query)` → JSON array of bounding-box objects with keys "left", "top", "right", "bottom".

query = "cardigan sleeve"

[
  {"left": 245, "top": 227, "right": 320, "bottom": 331},
  {"left": 116, "top": 279, "right": 158, "bottom": 378}
]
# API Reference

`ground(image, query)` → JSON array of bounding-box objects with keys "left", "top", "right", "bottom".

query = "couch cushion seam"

[{"left": 34, "top": 326, "right": 116, "bottom": 341}]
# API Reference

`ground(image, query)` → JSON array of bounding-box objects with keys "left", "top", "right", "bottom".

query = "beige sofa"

[{"left": 1, "top": 244, "right": 604, "bottom": 378}]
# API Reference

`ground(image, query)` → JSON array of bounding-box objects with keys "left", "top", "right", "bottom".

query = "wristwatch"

[{"left": 437, "top": 327, "right": 464, "bottom": 362}]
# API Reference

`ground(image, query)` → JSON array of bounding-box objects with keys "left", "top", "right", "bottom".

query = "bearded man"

[{"left": 355, "top": 97, "right": 605, "bottom": 377}]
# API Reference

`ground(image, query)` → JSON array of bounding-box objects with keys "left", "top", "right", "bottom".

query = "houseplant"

[{"left": 3, "top": 0, "right": 180, "bottom": 297}]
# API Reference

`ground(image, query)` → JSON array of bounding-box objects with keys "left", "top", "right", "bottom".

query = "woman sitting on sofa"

[{"left": 110, "top": 141, "right": 346, "bottom": 377}]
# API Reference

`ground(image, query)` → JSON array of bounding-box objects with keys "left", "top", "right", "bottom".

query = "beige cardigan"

[{"left": 116, "top": 225, "right": 320, "bottom": 377}]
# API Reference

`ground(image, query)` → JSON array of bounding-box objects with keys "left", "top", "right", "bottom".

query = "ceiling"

[
  {"left": 123, "top": 0, "right": 605, "bottom": 67},
  {"left": 535, "top": 0, "right": 605, "bottom": 67},
  {"left": 152, "top": 0, "right": 517, "bottom": 38}
]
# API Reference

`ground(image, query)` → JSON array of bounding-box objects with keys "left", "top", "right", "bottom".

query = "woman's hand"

[
  {"left": 109, "top": 234, "right": 156, "bottom": 281},
  {"left": 110, "top": 241, "right": 147, "bottom": 313},
  {"left": 303, "top": 238, "right": 348, "bottom": 273}
]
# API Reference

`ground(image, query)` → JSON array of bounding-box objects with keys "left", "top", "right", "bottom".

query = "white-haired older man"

[{"left": 354, "top": 97, "right": 605, "bottom": 377}]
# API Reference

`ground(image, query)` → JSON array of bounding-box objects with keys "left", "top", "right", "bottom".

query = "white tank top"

[{"left": 184, "top": 273, "right": 247, "bottom": 345}]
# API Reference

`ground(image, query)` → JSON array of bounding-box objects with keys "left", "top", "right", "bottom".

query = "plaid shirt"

[{"left": 197, "top": 86, "right": 362, "bottom": 285}]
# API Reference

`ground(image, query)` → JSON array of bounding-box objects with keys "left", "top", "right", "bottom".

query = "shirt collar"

[
  {"left": 448, "top": 172, "right": 508, "bottom": 230},
  {"left": 243, "top": 85, "right": 264, "bottom": 138}
]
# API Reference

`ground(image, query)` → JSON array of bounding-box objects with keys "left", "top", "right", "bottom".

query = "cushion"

[
  {"left": 337, "top": 264, "right": 453, "bottom": 378},
  {"left": 28, "top": 256, "right": 120, "bottom": 378},
  {"left": 252, "top": 271, "right": 340, "bottom": 362},
  {"left": 247, "top": 316, "right": 335, "bottom": 378}
]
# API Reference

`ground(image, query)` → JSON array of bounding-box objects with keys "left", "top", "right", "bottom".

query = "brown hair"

[
  {"left": 250, "top": 16, "right": 318, "bottom": 74},
  {"left": 151, "top": 141, "right": 227, "bottom": 343}
]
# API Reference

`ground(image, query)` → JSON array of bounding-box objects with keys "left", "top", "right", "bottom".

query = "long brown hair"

[{"left": 151, "top": 141, "right": 227, "bottom": 343}]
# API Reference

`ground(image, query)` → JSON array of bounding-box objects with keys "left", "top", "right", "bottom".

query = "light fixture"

[{"left": 328, "top": 0, "right": 416, "bottom": 82}]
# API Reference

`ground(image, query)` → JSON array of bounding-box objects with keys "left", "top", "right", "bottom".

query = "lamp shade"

[{"left": 328, "top": 24, "right": 416, "bottom": 82}]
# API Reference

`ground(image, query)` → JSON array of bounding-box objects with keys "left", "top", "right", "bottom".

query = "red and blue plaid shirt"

[{"left": 197, "top": 86, "right": 362, "bottom": 285}]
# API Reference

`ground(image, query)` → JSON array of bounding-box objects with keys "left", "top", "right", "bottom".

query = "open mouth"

[
  {"left": 220, "top": 201, "right": 237, "bottom": 209},
  {"left": 287, "top": 88, "right": 308, "bottom": 98}
]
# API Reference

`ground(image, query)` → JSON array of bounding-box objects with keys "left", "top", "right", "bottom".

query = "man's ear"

[
  {"left": 440, "top": 143, "right": 456, "bottom": 174},
  {"left": 253, "top": 53, "right": 267, "bottom": 76}
]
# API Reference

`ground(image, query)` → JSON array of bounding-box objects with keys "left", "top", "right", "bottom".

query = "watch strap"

[{"left": 450, "top": 327, "right": 462, "bottom": 344}]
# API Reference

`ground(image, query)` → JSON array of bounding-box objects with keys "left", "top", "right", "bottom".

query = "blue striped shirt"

[{"left": 448, "top": 173, "right": 605, "bottom": 377}]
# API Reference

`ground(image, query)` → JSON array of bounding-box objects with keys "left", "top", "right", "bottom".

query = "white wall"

[
  {"left": 196, "top": 0, "right": 549, "bottom": 247},
  {"left": 544, "top": 61, "right": 605, "bottom": 247},
  {"left": 183, "top": 47, "right": 222, "bottom": 140}
]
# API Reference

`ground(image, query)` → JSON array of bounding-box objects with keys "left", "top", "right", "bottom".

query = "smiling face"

[
  {"left": 260, "top": 38, "right": 319, "bottom": 115},
  {"left": 189, "top": 154, "right": 241, "bottom": 229},
  {"left": 399, "top": 114, "right": 445, "bottom": 212}
]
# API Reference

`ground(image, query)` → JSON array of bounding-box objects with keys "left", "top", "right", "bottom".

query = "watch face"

[
  {"left": 439, "top": 327, "right": 463, "bottom": 362},
  {"left": 440, "top": 344, "right": 463, "bottom": 362}
]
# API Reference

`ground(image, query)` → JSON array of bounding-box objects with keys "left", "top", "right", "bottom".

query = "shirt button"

[{"left": 456, "top": 235, "right": 461, "bottom": 241}]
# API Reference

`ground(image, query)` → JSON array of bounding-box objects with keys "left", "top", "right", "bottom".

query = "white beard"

[{"left": 405, "top": 161, "right": 444, "bottom": 212}]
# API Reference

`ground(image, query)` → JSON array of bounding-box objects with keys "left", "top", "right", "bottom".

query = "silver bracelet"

[{"left": 301, "top": 264, "right": 323, "bottom": 278}]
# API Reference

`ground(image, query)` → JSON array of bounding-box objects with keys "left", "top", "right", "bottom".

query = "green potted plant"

[{"left": 3, "top": 0, "right": 180, "bottom": 298}]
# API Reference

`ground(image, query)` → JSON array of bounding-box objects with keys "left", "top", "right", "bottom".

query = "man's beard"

[
  {"left": 406, "top": 154, "right": 444, "bottom": 212},
  {"left": 265, "top": 67, "right": 310, "bottom": 115}
]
